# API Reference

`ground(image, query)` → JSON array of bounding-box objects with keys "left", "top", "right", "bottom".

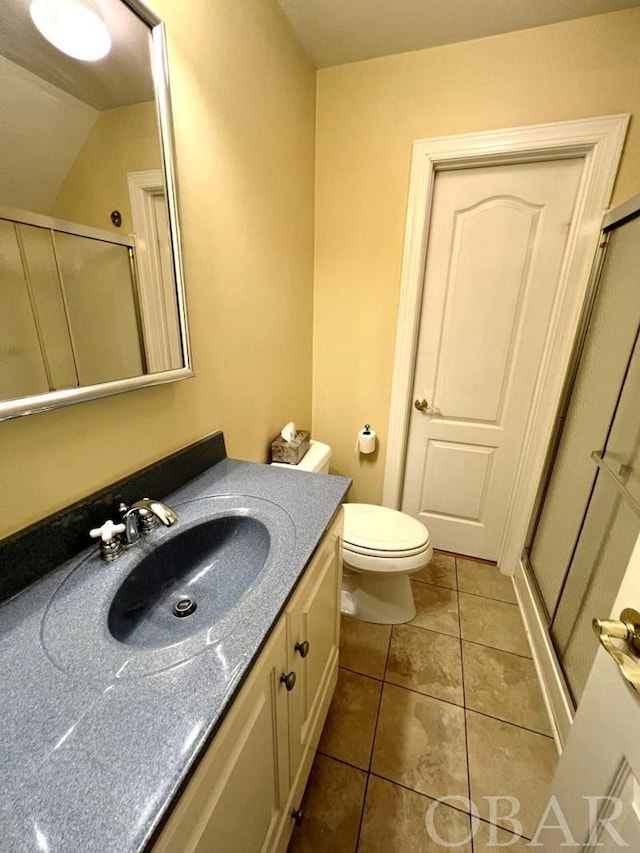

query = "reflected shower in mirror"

[{"left": 0, "top": 0, "right": 191, "bottom": 419}]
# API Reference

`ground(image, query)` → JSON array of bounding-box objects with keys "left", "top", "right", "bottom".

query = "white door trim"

[
  {"left": 382, "top": 115, "right": 629, "bottom": 573},
  {"left": 128, "top": 169, "right": 175, "bottom": 373}
]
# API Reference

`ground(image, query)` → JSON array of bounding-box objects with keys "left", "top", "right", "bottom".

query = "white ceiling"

[
  {"left": 0, "top": 0, "right": 154, "bottom": 109},
  {"left": 277, "top": 0, "right": 640, "bottom": 67}
]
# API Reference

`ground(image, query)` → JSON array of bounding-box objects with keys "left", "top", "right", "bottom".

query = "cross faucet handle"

[
  {"left": 90, "top": 520, "right": 126, "bottom": 562},
  {"left": 90, "top": 520, "right": 126, "bottom": 542}
]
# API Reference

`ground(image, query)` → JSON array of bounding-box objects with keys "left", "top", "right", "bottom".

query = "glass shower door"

[
  {"left": 526, "top": 199, "right": 640, "bottom": 707},
  {"left": 0, "top": 209, "right": 146, "bottom": 400},
  {"left": 551, "top": 327, "right": 640, "bottom": 703},
  {"left": 0, "top": 220, "right": 51, "bottom": 398}
]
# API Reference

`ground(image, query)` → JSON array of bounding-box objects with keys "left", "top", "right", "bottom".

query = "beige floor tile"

[
  {"left": 319, "top": 668, "right": 382, "bottom": 770},
  {"left": 466, "top": 711, "right": 557, "bottom": 839},
  {"left": 410, "top": 582, "right": 460, "bottom": 637},
  {"left": 462, "top": 642, "right": 552, "bottom": 735},
  {"left": 412, "top": 551, "right": 457, "bottom": 590},
  {"left": 471, "top": 820, "right": 530, "bottom": 852},
  {"left": 386, "top": 624, "right": 463, "bottom": 705},
  {"left": 459, "top": 593, "right": 530, "bottom": 657},
  {"left": 457, "top": 558, "right": 517, "bottom": 604},
  {"left": 288, "top": 753, "right": 366, "bottom": 853},
  {"left": 371, "top": 683, "right": 468, "bottom": 801},
  {"left": 340, "top": 617, "right": 391, "bottom": 680},
  {"left": 358, "top": 775, "right": 472, "bottom": 852}
]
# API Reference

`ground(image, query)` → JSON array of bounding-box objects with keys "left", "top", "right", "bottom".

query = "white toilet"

[{"left": 272, "top": 440, "right": 433, "bottom": 624}]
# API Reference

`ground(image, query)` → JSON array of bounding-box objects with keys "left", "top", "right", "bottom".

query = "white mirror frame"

[{"left": 0, "top": 0, "right": 193, "bottom": 421}]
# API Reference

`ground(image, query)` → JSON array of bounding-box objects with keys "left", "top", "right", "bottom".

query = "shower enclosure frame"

[
  {"left": 1, "top": 205, "right": 149, "bottom": 393},
  {"left": 513, "top": 192, "right": 640, "bottom": 748}
]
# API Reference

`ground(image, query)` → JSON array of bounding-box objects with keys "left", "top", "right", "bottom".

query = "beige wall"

[
  {"left": 1, "top": 0, "right": 316, "bottom": 539},
  {"left": 50, "top": 101, "right": 161, "bottom": 234},
  {"left": 313, "top": 9, "right": 640, "bottom": 503}
]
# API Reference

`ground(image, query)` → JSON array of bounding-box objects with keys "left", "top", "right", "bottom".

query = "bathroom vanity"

[
  {"left": 154, "top": 510, "right": 343, "bottom": 852},
  {"left": 0, "top": 434, "right": 350, "bottom": 851}
]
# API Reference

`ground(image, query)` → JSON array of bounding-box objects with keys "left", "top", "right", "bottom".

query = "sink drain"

[{"left": 173, "top": 598, "right": 197, "bottom": 618}]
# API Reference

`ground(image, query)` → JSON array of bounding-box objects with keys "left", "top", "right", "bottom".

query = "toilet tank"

[{"left": 271, "top": 440, "right": 332, "bottom": 474}]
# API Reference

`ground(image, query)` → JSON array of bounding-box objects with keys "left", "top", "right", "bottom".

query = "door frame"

[
  {"left": 128, "top": 169, "right": 178, "bottom": 373},
  {"left": 382, "top": 115, "right": 629, "bottom": 573}
]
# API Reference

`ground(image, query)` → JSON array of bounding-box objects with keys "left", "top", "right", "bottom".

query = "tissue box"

[{"left": 271, "top": 430, "right": 310, "bottom": 465}]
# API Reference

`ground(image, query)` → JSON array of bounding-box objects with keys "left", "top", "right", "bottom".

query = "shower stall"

[
  {"left": 525, "top": 194, "right": 640, "bottom": 710},
  {"left": 0, "top": 207, "right": 146, "bottom": 401}
]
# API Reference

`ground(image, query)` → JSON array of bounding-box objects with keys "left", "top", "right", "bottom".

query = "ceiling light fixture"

[{"left": 30, "top": 0, "right": 112, "bottom": 62}]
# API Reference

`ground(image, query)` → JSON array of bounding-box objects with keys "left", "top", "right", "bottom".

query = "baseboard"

[{"left": 512, "top": 558, "right": 574, "bottom": 752}]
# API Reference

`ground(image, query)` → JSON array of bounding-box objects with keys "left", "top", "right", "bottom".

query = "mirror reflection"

[{"left": 0, "top": 0, "right": 189, "bottom": 414}]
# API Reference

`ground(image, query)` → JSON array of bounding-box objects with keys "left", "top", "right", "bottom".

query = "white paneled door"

[{"left": 401, "top": 158, "right": 583, "bottom": 559}]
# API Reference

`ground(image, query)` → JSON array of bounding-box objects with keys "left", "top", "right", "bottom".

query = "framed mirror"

[{"left": 0, "top": 0, "right": 192, "bottom": 420}]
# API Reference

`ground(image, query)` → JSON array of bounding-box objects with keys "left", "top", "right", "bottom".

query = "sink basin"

[
  {"left": 40, "top": 494, "right": 296, "bottom": 682},
  {"left": 108, "top": 515, "right": 270, "bottom": 649}
]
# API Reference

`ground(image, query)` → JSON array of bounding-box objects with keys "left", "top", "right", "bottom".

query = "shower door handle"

[{"left": 593, "top": 608, "right": 640, "bottom": 693}]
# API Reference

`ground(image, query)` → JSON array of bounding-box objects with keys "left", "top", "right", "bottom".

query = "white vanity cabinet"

[
  {"left": 285, "top": 516, "right": 342, "bottom": 827},
  {"left": 153, "top": 509, "right": 343, "bottom": 853}
]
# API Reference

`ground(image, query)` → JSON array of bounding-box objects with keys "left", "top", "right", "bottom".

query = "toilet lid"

[{"left": 343, "top": 504, "right": 429, "bottom": 554}]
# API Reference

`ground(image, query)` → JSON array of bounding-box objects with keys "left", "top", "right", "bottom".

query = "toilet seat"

[
  {"left": 342, "top": 504, "right": 432, "bottom": 575},
  {"left": 343, "top": 539, "right": 431, "bottom": 559},
  {"left": 343, "top": 504, "right": 429, "bottom": 554},
  {"left": 342, "top": 541, "right": 432, "bottom": 574},
  {"left": 344, "top": 504, "right": 428, "bottom": 549}
]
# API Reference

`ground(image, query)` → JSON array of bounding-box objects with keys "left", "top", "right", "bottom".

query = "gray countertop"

[{"left": 0, "top": 458, "right": 350, "bottom": 852}]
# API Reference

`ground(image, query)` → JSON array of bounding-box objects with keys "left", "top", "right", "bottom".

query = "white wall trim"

[
  {"left": 128, "top": 169, "right": 173, "bottom": 373},
  {"left": 513, "top": 557, "right": 574, "bottom": 752},
  {"left": 382, "top": 116, "right": 629, "bottom": 556}
]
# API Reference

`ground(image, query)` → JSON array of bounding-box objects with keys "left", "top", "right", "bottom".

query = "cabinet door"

[
  {"left": 287, "top": 511, "right": 343, "bottom": 777},
  {"left": 154, "top": 619, "right": 290, "bottom": 853}
]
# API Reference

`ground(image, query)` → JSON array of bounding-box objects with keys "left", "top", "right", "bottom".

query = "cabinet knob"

[
  {"left": 280, "top": 671, "right": 297, "bottom": 691},
  {"left": 294, "top": 640, "right": 310, "bottom": 658},
  {"left": 291, "top": 807, "right": 304, "bottom": 825}
]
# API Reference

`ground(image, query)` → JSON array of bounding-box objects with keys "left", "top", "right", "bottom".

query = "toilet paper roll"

[{"left": 357, "top": 425, "right": 376, "bottom": 454}]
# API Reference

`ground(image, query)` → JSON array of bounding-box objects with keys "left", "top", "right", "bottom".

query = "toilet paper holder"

[{"left": 357, "top": 424, "right": 376, "bottom": 454}]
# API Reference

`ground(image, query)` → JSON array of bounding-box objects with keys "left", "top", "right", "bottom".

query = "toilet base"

[{"left": 341, "top": 568, "right": 416, "bottom": 624}]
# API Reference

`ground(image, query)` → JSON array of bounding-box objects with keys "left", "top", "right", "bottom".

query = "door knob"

[
  {"left": 593, "top": 608, "right": 640, "bottom": 692},
  {"left": 414, "top": 398, "right": 429, "bottom": 412}
]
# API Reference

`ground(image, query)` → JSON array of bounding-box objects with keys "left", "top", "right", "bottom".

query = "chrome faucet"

[{"left": 119, "top": 498, "right": 178, "bottom": 546}]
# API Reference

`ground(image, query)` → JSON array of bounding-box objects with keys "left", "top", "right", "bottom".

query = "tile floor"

[{"left": 288, "top": 551, "right": 558, "bottom": 852}]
